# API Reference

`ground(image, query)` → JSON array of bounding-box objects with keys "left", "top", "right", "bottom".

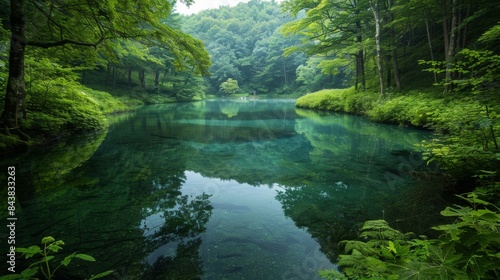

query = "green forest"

[{"left": 0, "top": 0, "right": 499, "bottom": 279}]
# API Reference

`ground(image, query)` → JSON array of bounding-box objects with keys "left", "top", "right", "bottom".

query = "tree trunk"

[
  {"left": 393, "top": 48, "right": 401, "bottom": 91},
  {"left": 183, "top": 66, "right": 194, "bottom": 86},
  {"left": 372, "top": 0, "right": 384, "bottom": 96},
  {"left": 105, "top": 62, "right": 111, "bottom": 86},
  {"left": 425, "top": 14, "right": 437, "bottom": 83},
  {"left": 1, "top": 0, "right": 26, "bottom": 128},
  {"left": 441, "top": 0, "right": 450, "bottom": 61},
  {"left": 139, "top": 69, "right": 145, "bottom": 88},
  {"left": 127, "top": 66, "right": 132, "bottom": 86},
  {"left": 360, "top": 51, "right": 365, "bottom": 90},
  {"left": 391, "top": 17, "right": 401, "bottom": 91},
  {"left": 354, "top": 18, "right": 365, "bottom": 91},
  {"left": 355, "top": 50, "right": 365, "bottom": 91},
  {"left": 444, "top": 0, "right": 457, "bottom": 93},
  {"left": 113, "top": 64, "right": 117, "bottom": 87},
  {"left": 154, "top": 69, "right": 160, "bottom": 93},
  {"left": 386, "top": 54, "right": 391, "bottom": 87},
  {"left": 282, "top": 56, "right": 287, "bottom": 87},
  {"left": 355, "top": 54, "right": 359, "bottom": 91}
]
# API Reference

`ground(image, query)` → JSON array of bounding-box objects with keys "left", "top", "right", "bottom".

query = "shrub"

[{"left": 319, "top": 188, "right": 500, "bottom": 279}]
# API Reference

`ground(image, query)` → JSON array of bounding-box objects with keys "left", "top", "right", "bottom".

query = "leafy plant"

[
  {"left": 417, "top": 50, "right": 500, "bottom": 177},
  {"left": 219, "top": 78, "right": 240, "bottom": 95},
  {"left": 0, "top": 236, "right": 113, "bottom": 280},
  {"left": 320, "top": 189, "right": 500, "bottom": 279}
]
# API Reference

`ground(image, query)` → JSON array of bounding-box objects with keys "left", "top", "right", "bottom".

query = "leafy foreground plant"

[
  {"left": 0, "top": 236, "right": 113, "bottom": 280},
  {"left": 319, "top": 189, "right": 500, "bottom": 279}
]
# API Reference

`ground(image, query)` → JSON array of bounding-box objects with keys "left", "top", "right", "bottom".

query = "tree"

[
  {"left": 437, "top": 0, "right": 498, "bottom": 93},
  {"left": 219, "top": 78, "right": 240, "bottom": 95},
  {"left": 370, "top": 0, "right": 384, "bottom": 96},
  {"left": 251, "top": 28, "right": 305, "bottom": 94},
  {"left": 295, "top": 56, "right": 343, "bottom": 92},
  {"left": 281, "top": 0, "right": 371, "bottom": 91},
  {"left": 1, "top": 0, "right": 210, "bottom": 129}
]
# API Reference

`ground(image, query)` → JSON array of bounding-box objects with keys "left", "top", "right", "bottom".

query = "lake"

[{"left": 1, "top": 99, "right": 446, "bottom": 279}]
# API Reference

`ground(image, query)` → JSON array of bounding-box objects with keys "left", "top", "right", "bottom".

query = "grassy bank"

[
  {"left": 0, "top": 85, "right": 143, "bottom": 154},
  {"left": 296, "top": 87, "right": 500, "bottom": 183},
  {"left": 296, "top": 87, "right": 499, "bottom": 132}
]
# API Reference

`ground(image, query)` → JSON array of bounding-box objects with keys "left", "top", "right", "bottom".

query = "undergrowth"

[
  {"left": 319, "top": 186, "right": 500, "bottom": 279},
  {"left": 0, "top": 83, "right": 142, "bottom": 154}
]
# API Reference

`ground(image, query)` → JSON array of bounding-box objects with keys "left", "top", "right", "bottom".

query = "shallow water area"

[{"left": 0, "top": 99, "right": 434, "bottom": 279}]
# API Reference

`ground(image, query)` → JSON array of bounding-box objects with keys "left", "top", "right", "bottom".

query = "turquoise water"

[{"left": 1, "top": 99, "right": 440, "bottom": 279}]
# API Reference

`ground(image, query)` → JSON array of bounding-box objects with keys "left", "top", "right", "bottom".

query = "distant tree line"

[{"left": 181, "top": 0, "right": 345, "bottom": 96}]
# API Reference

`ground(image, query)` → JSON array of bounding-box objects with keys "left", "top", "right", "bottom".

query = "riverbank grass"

[
  {"left": 0, "top": 85, "right": 143, "bottom": 154},
  {"left": 296, "top": 87, "right": 500, "bottom": 182},
  {"left": 296, "top": 87, "right": 491, "bottom": 130}
]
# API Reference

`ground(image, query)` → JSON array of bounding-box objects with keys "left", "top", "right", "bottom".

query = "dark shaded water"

[{"left": 1, "top": 100, "right": 444, "bottom": 279}]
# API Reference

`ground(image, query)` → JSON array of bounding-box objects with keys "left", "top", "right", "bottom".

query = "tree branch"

[{"left": 25, "top": 37, "right": 104, "bottom": 48}]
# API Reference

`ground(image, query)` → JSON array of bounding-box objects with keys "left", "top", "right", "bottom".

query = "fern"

[
  {"left": 319, "top": 189, "right": 500, "bottom": 279},
  {"left": 359, "top": 220, "right": 413, "bottom": 241}
]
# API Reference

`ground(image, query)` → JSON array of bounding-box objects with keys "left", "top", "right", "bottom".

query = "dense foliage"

[
  {"left": 181, "top": 0, "right": 340, "bottom": 96},
  {"left": 1, "top": 0, "right": 499, "bottom": 277},
  {"left": 0, "top": 0, "right": 210, "bottom": 152},
  {"left": 319, "top": 186, "right": 500, "bottom": 279},
  {"left": 281, "top": 0, "right": 500, "bottom": 94}
]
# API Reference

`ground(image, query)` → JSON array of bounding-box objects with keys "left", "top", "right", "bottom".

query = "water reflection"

[{"left": 0, "top": 100, "right": 445, "bottom": 279}]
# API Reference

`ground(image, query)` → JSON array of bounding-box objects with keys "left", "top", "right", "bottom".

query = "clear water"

[{"left": 0, "top": 99, "right": 439, "bottom": 279}]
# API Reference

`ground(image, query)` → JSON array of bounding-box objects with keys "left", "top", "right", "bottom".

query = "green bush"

[
  {"left": 296, "top": 88, "right": 364, "bottom": 113},
  {"left": 0, "top": 134, "right": 29, "bottom": 153},
  {"left": 1, "top": 72, "right": 142, "bottom": 152},
  {"left": 23, "top": 84, "right": 108, "bottom": 136},
  {"left": 320, "top": 188, "right": 500, "bottom": 279}
]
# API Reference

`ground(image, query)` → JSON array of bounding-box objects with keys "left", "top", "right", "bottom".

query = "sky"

[{"left": 175, "top": 0, "right": 282, "bottom": 15}]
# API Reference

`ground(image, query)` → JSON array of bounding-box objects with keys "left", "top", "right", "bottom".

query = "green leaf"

[
  {"left": 466, "top": 255, "right": 489, "bottom": 277},
  {"left": 61, "top": 253, "right": 76, "bottom": 266},
  {"left": 387, "top": 241, "right": 396, "bottom": 254},
  {"left": 41, "top": 236, "right": 55, "bottom": 244},
  {"left": 20, "top": 267, "right": 39, "bottom": 277},
  {"left": 380, "top": 246, "right": 394, "bottom": 259},
  {"left": 0, "top": 275, "right": 23, "bottom": 280},
  {"left": 440, "top": 206, "right": 471, "bottom": 217},
  {"left": 432, "top": 224, "right": 461, "bottom": 241},
  {"left": 53, "top": 240, "right": 65, "bottom": 246},
  {"left": 16, "top": 246, "right": 42, "bottom": 258},
  {"left": 75, "top": 253, "right": 96, "bottom": 262},
  {"left": 47, "top": 243, "right": 64, "bottom": 253},
  {"left": 88, "top": 270, "right": 114, "bottom": 280},
  {"left": 395, "top": 243, "right": 411, "bottom": 257},
  {"left": 365, "top": 256, "right": 387, "bottom": 274},
  {"left": 476, "top": 210, "right": 500, "bottom": 222},
  {"left": 464, "top": 193, "right": 491, "bottom": 206}
]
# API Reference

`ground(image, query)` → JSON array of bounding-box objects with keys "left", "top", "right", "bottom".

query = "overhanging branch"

[{"left": 25, "top": 37, "right": 104, "bottom": 48}]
